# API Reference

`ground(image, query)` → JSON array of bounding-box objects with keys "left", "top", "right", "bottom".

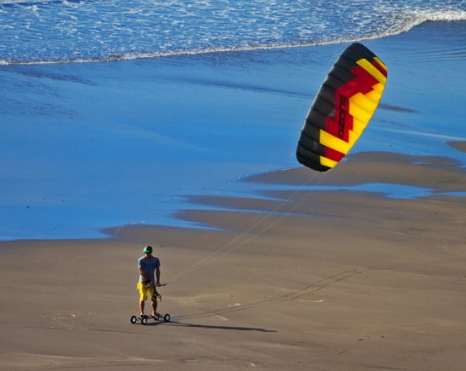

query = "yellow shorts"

[{"left": 137, "top": 283, "right": 158, "bottom": 302}]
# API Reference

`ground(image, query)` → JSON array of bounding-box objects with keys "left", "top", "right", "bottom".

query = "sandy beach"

[
  {"left": 2, "top": 149, "right": 466, "bottom": 370},
  {"left": 1, "top": 21, "right": 466, "bottom": 370}
]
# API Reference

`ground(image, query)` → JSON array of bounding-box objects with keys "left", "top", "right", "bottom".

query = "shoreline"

[{"left": 2, "top": 143, "right": 466, "bottom": 244}]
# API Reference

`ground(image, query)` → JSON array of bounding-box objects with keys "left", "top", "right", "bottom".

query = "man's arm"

[
  {"left": 155, "top": 266, "right": 161, "bottom": 286},
  {"left": 139, "top": 264, "right": 149, "bottom": 283}
]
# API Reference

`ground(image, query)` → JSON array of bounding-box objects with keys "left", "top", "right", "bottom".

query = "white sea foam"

[
  {"left": 0, "top": 0, "right": 465, "bottom": 64},
  {"left": 380, "top": 8, "right": 466, "bottom": 36},
  {"left": 0, "top": 0, "right": 55, "bottom": 3}
]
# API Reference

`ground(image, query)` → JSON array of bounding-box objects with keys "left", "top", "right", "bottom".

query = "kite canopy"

[{"left": 296, "top": 43, "right": 387, "bottom": 172}]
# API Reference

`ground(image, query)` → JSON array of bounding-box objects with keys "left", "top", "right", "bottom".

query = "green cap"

[{"left": 143, "top": 245, "right": 153, "bottom": 253}]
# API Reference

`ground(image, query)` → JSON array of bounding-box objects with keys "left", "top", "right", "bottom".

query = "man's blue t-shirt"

[{"left": 138, "top": 256, "right": 160, "bottom": 284}]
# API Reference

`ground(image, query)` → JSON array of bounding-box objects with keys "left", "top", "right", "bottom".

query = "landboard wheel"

[
  {"left": 163, "top": 313, "right": 171, "bottom": 322},
  {"left": 141, "top": 317, "right": 148, "bottom": 325},
  {"left": 130, "top": 315, "right": 137, "bottom": 324}
]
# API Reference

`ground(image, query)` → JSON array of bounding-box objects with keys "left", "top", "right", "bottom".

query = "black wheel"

[
  {"left": 141, "top": 317, "right": 148, "bottom": 325},
  {"left": 130, "top": 315, "right": 137, "bottom": 324},
  {"left": 163, "top": 313, "right": 171, "bottom": 322}
]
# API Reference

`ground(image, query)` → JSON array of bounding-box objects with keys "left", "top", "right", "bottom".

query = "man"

[{"left": 137, "top": 245, "right": 161, "bottom": 316}]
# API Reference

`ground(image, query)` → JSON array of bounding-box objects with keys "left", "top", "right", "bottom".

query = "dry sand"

[{"left": 1, "top": 149, "right": 466, "bottom": 371}]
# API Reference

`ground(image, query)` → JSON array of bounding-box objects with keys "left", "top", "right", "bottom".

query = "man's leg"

[
  {"left": 151, "top": 298, "right": 158, "bottom": 315},
  {"left": 137, "top": 283, "right": 147, "bottom": 315},
  {"left": 139, "top": 300, "right": 145, "bottom": 315}
]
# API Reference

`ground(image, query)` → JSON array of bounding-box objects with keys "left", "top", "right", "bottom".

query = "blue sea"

[
  {"left": 1, "top": 0, "right": 466, "bottom": 64},
  {"left": 1, "top": 0, "right": 466, "bottom": 240}
]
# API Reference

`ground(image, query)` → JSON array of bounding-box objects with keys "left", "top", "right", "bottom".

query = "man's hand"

[{"left": 144, "top": 280, "right": 155, "bottom": 288}]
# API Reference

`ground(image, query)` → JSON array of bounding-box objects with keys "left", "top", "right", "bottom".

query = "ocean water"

[
  {"left": 1, "top": 1, "right": 466, "bottom": 240},
  {"left": 1, "top": 0, "right": 466, "bottom": 65}
]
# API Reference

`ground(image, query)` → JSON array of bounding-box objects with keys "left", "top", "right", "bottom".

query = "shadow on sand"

[{"left": 143, "top": 319, "right": 277, "bottom": 333}]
